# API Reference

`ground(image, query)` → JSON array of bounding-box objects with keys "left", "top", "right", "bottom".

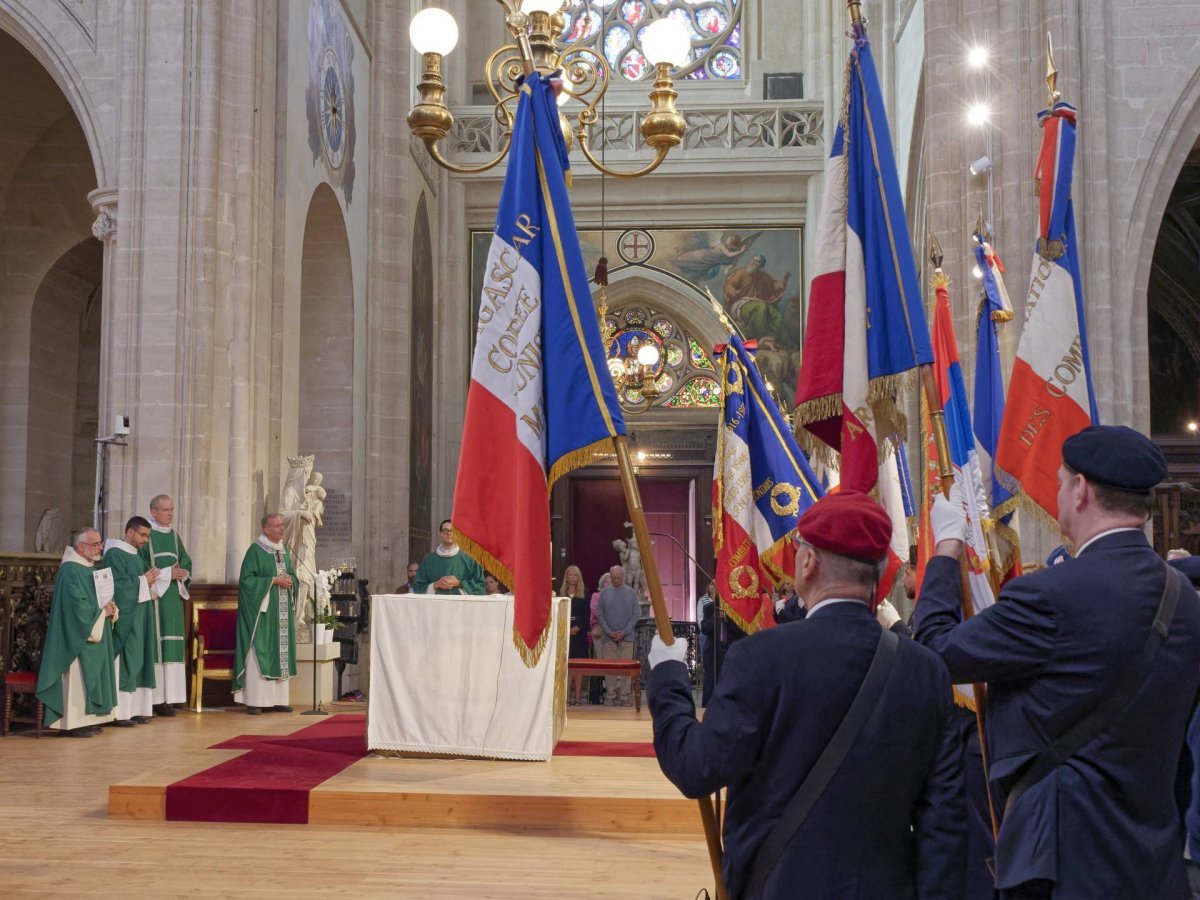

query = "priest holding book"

[{"left": 36, "top": 527, "right": 119, "bottom": 736}]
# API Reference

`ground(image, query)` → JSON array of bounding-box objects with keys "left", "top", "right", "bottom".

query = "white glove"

[
  {"left": 875, "top": 599, "right": 900, "bottom": 629},
  {"left": 930, "top": 480, "right": 969, "bottom": 545},
  {"left": 648, "top": 634, "right": 687, "bottom": 669}
]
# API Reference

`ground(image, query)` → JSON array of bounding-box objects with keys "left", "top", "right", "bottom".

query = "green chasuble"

[
  {"left": 36, "top": 557, "right": 117, "bottom": 726},
  {"left": 140, "top": 526, "right": 191, "bottom": 664},
  {"left": 104, "top": 542, "right": 158, "bottom": 693},
  {"left": 412, "top": 547, "right": 485, "bottom": 595},
  {"left": 232, "top": 539, "right": 298, "bottom": 692}
]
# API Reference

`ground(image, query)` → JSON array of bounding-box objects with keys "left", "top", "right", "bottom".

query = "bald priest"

[
  {"left": 36, "top": 528, "right": 120, "bottom": 736},
  {"left": 232, "top": 513, "right": 298, "bottom": 714}
]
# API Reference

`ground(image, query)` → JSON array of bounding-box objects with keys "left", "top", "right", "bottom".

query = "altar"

[{"left": 367, "top": 594, "right": 569, "bottom": 760}]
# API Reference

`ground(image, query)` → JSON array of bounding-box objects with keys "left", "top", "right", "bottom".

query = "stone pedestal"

[{"left": 290, "top": 641, "right": 340, "bottom": 706}]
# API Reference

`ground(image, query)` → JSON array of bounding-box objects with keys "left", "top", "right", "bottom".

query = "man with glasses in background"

[{"left": 411, "top": 519, "right": 485, "bottom": 596}]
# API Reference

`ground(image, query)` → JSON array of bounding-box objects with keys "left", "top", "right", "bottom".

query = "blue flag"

[{"left": 714, "top": 334, "right": 822, "bottom": 633}]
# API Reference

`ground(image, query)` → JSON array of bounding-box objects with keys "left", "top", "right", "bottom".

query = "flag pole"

[
  {"left": 612, "top": 433, "right": 728, "bottom": 900},
  {"left": 926, "top": 238, "right": 1001, "bottom": 841}
]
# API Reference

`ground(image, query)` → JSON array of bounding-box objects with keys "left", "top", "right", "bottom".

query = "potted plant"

[{"left": 320, "top": 610, "right": 340, "bottom": 643}]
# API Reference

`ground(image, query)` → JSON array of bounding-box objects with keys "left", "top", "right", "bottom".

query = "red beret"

[{"left": 795, "top": 491, "right": 892, "bottom": 562}]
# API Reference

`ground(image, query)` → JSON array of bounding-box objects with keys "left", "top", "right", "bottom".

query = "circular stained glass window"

[{"left": 561, "top": 0, "right": 742, "bottom": 83}]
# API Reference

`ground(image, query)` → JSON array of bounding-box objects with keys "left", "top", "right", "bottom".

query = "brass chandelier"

[{"left": 407, "top": 0, "right": 691, "bottom": 178}]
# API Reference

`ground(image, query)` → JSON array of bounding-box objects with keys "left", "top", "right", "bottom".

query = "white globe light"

[
  {"left": 637, "top": 343, "right": 661, "bottom": 367},
  {"left": 410, "top": 8, "right": 459, "bottom": 56},
  {"left": 521, "top": 0, "right": 562, "bottom": 14},
  {"left": 971, "top": 265, "right": 984, "bottom": 280},
  {"left": 642, "top": 18, "right": 691, "bottom": 67},
  {"left": 966, "top": 102, "right": 990, "bottom": 127},
  {"left": 966, "top": 45, "right": 989, "bottom": 68}
]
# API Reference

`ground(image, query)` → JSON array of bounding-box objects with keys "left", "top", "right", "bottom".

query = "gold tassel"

[{"left": 546, "top": 436, "right": 616, "bottom": 490}]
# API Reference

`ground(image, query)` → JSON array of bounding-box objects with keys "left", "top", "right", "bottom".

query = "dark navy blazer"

[
  {"left": 649, "top": 601, "right": 966, "bottom": 900},
  {"left": 915, "top": 529, "right": 1200, "bottom": 897}
]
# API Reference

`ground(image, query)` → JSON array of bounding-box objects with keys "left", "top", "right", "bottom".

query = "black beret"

[{"left": 1061, "top": 425, "right": 1166, "bottom": 492}]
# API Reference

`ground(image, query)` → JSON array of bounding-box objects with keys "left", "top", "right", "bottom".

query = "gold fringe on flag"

[{"left": 547, "top": 436, "right": 618, "bottom": 492}]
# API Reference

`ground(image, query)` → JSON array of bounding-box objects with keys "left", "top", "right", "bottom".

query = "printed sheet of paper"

[{"left": 93, "top": 568, "right": 115, "bottom": 608}]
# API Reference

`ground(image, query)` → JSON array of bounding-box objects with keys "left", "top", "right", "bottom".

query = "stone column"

[{"left": 87, "top": 186, "right": 121, "bottom": 536}]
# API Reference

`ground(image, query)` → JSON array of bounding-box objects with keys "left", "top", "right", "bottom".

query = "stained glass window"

[
  {"left": 560, "top": 0, "right": 743, "bottom": 83},
  {"left": 603, "top": 305, "right": 722, "bottom": 410}
]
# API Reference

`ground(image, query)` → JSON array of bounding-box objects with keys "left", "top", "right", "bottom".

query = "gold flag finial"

[
  {"left": 929, "top": 234, "right": 949, "bottom": 288},
  {"left": 847, "top": 0, "right": 863, "bottom": 27},
  {"left": 974, "top": 205, "right": 989, "bottom": 242},
  {"left": 1046, "top": 32, "right": 1061, "bottom": 104}
]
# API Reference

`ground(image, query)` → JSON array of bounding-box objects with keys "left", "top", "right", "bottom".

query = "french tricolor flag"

[
  {"left": 995, "top": 101, "right": 1098, "bottom": 522},
  {"left": 452, "top": 73, "right": 625, "bottom": 666},
  {"left": 794, "top": 22, "right": 933, "bottom": 495}
]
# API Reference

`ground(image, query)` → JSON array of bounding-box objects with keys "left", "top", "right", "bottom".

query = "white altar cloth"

[{"left": 367, "top": 593, "right": 567, "bottom": 760}]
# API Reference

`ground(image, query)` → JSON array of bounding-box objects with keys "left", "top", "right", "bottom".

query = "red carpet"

[
  {"left": 165, "top": 714, "right": 366, "bottom": 824},
  {"left": 164, "top": 713, "right": 657, "bottom": 824}
]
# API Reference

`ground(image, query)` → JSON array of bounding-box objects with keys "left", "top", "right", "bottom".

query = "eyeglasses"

[
  {"left": 440, "top": 528, "right": 453, "bottom": 534},
  {"left": 83, "top": 541, "right": 103, "bottom": 548}
]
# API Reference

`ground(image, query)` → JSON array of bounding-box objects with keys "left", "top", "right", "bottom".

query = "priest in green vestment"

[
  {"left": 233, "top": 513, "right": 298, "bottom": 714},
  {"left": 139, "top": 493, "right": 191, "bottom": 714},
  {"left": 104, "top": 516, "right": 160, "bottom": 725},
  {"left": 36, "top": 528, "right": 118, "bottom": 736},
  {"left": 411, "top": 519, "right": 485, "bottom": 595}
]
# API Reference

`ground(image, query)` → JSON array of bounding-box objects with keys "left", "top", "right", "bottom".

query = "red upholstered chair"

[
  {"left": 2, "top": 671, "right": 42, "bottom": 737},
  {"left": 2, "top": 581, "right": 51, "bottom": 738},
  {"left": 190, "top": 599, "right": 238, "bottom": 712}
]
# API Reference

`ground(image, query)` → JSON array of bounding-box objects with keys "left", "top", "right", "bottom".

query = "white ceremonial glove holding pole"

[
  {"left": 648, "top": 634, "right": 687, "bottom": 669},
  {"left": 931, "top": 479, "right": 969, "bottom": 556},
  {"left": 875, "top": 599, "right": 901, "bottom": 629}
]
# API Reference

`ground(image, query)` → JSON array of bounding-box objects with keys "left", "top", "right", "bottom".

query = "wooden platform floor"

[
  {"left": 1, "top": 703, "right": 714, "bottom": 898},
  {"left": 108, "top": 706, "right": 701, "bottom": 836}
]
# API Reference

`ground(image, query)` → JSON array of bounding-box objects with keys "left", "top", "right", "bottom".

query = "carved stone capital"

[{"left": 87, "top": 187, "right": 119, "bottom": 243}]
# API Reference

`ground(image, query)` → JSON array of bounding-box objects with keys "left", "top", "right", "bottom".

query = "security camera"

[
  {"left": 969, "top": 155, "right": 993, "bottom": 176},
  {"left": 114, "top": 415, "right": 131, "bottom": 436}
]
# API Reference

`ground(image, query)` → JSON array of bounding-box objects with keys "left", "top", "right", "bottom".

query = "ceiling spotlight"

[
  {"left": 967, "top": 45, "right": 989, "bottom": 68},
  {"left": 969, "top": 155, "right": 993, "bottom": 176},
  {"left": 966, "top": 103, "right": 990, "bottom": 127},
  {"left": 1188, "top": 421, "right": 1198, "bottom": 434}
]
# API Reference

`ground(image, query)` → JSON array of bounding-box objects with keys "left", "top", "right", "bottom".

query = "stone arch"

[
  {"left": 24, "top": 239, "right": 104, "bottom": 545},
  {"left": 298, "top": 183, "right": 355, "bottom": 566},
  {"left": 0, "top": 14, "right": 108, "bottom": 186},
  {"left": 0, "top": 27, "right": 100, "bottom": 550},
  {"left": 1127, "top": 57, "right": 1200, "bottom": 433},
  {"left": 602, "top": 270, "right": 728, "bottom": 350}
]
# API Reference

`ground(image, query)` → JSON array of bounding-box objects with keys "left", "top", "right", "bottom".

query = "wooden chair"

[
  {"left": 189, "top": 598, "right": 238, "bottom": 712},
  {"left": 1, "top": 570, "right": 54, "bottom": 738}
]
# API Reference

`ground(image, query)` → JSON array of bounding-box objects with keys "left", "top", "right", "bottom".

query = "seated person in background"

[
  {"left": 483, "top": 573, "right": 510, "bottom": 595},
  {"left": 396, "top": 561, "right": 419, "bottom": 593},
  {"left": 412, "top": 519, "right": 484, "bottom": 595}
]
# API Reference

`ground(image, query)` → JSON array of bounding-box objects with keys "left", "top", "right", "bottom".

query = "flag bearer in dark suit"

[
  {"left": 648, "top": 492, "right": 966, "bottom": 900},
  {"left": 917, "top": 425, "right": 1200, "bottom": 899}
]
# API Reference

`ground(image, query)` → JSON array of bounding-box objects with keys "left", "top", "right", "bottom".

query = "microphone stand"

[{"left": 300, "top": 582, "right": 328, "bottom": 717}]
